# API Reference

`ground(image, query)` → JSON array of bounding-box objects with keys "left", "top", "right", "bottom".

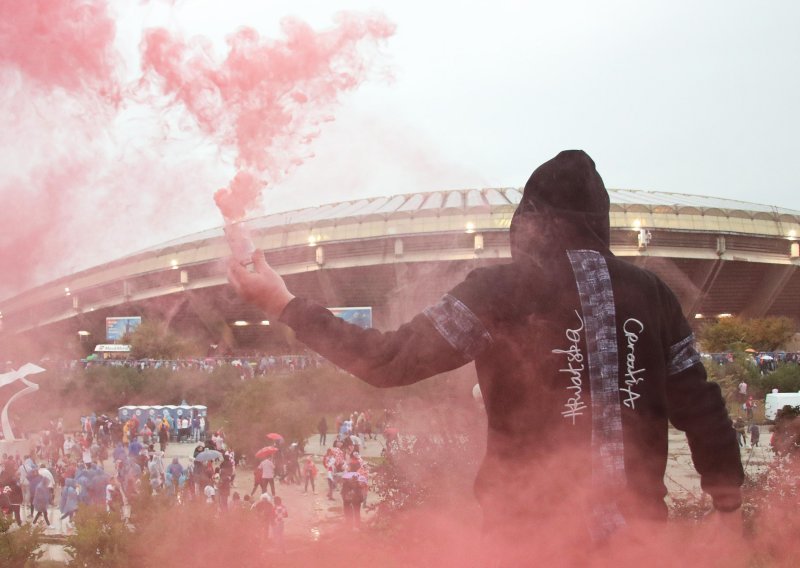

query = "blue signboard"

[
  {"left": 329, "top": 307, "right": 372, "bottom": 329},
  {"left": 106, "top": 317, "right": 142, "bottom": 341}
]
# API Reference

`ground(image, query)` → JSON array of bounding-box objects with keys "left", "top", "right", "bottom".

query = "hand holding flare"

[
  {"left": 223, "top": 221, "right": 256, "bottom": 266},
  {"left": 227, "top": 251, "right": 294, "bottom": 320}
]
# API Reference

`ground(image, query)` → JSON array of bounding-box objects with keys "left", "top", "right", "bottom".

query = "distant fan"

[{"left": 0, "top": 363, "right": 45, "bottom": 440}]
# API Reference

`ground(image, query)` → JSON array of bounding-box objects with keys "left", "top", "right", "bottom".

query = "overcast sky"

[
  {"left": 130, "top": 0, "right": 800, "bottom": 213},
  {"left": 1, "top": 0, "right": 799, "bottom": 298}
]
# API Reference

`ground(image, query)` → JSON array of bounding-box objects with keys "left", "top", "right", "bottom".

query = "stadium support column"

[
  {"left": 313, "top": 255, "right": 340, "bottom": 308},
  {"left": 740, "top": 264, "right": 797, "bottom": 318},
  {"left": 687, "top": 258, "right": 726, "bottom": 317}
]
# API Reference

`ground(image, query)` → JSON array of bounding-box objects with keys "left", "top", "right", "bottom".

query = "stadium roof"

[
  {"left": 142, "top": 187, "right": 800, "bottom": 254},
  {"left": 1, "top": 187, "right": 798, "bottom": 342}
]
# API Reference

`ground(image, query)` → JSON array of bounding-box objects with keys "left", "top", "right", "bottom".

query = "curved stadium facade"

[{"left": 1, "top": 188, "right": 799, "bottom": 354}]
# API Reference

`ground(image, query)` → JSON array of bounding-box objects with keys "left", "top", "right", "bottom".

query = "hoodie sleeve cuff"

[
  {"left": 278, "top": 296, "right": 308, "bottom": 328},
  {"left": 711, "top": 489, "right": 742, "bottom": 513}
]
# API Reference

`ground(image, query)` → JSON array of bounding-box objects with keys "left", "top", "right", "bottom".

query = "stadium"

[{"left": 1, "top": 187, "right": 799, "bottom": 358}]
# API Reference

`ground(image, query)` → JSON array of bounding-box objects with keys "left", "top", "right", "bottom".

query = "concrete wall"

[{"left": 0, "top": 438, "right": 33, "bottom": 457}]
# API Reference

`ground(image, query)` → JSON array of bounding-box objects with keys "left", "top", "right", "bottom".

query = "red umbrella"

[
  {"left": 255, "top": 446, "right": 279, "bottom": 460},
  {"left": 266, "top": 433, "right": 283, "bottom": 441}
]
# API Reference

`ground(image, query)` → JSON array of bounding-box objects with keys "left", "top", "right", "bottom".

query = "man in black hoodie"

[{"left": 228, "top": 151, "right": 743, "bottom": 551}]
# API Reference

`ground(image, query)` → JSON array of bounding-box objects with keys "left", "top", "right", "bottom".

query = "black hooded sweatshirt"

[{"left": 279, "top": 150, "right": 743, "bottom": 538}]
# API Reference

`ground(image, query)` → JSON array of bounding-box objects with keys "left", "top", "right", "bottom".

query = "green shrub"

[
  {"left": 58, "top": 364, "right": 242, "bottom": 417},
  {"left": 219, "top": 376, "right": 314, "bottom": 458},
  {"left": 126, "top": 502, "right": 269, "bottom": 567},
  {"left": 368, "top": 404, "right": 484, "bottom": 527},
  {"left": 756, "top": 363, "right": 800, "bottom": 395},
  {"left": 65, "top": 506, "right": 132, "bottom": 568},
  {"left": 0, "top": 514, "right": 43, "bottom": 568},
  {"left": 126, "top": 475, "right": 176, "bottom": 528},
  {"left": 703, "top": 355, "right": 760, "bottom": 405}
]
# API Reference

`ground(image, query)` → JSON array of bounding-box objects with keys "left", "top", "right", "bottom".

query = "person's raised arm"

[{"left": 227, "top": 250, "right": 492, "bottom": 388}]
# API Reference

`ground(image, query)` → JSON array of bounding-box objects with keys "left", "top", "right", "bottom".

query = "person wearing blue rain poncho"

[
  {"left": 90, "top": 470, "right": 111, "bottom": 505},
  {"left": 59, "top": 478, "right": 79, "bottom": 526},
  {"left": 32, "top": 476, "right": 51, "bottom": 526},
  {"left": 74, "top": 465, "right": 92, "bottom": 504}
]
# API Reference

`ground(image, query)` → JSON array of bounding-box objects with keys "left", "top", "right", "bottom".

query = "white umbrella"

[{"left": 194, "top": 449, "right": 223, "bottom": 462}]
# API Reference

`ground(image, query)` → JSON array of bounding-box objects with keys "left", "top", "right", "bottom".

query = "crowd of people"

[
  {"left": 0, "top": 407, "right": 391, "bottom": 547},
  {"left": 248, "top": 411, "right": 378, "bottom": 533},
  {"left": 317, "top": 410, "right": 382, "bottom": 449},
  {"left": 733, "top": 385, "right": 759, "bottom": 450},
  {"left": 707, "top": 351, "right": 800, "bottom": 373},
  {"left": 0, "top": 410, "right": 236, "bottom": 532},
  {"left": 47, "top": 352, "right": 328, "bottom": 377},
  {"left": 0, "top": 416, "right": 124, "bottom": 532},
  {"left": 732, "top": 380, "right": 800, "bottom": 454}
]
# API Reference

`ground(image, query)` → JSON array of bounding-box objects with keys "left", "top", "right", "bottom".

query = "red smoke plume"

[
  {"left": 0, "top": 0, "right": 122, "bottom": 298},
  {"left": 0, "top": 2, "right": 393, "bottom": 299},
  {"left": 0, "top": 160, "right": 93, "bottom": 295},
  {"left": 139, "top": 13, "right": 395, "bottom": 220},
  {"left": 0, "top": 0, "right": 119, "bottom": 100}
]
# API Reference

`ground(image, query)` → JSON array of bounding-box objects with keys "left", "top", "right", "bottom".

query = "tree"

[
  {"left": 127, "top": 320, "right": 195, "bottom": 360},
  {"left": 697, "top": 318, "right": 747, "bottom": 353},
  {"left": 745, "top": 316, "right": 796, "bottom": 351},
  {"left": 219, "top": 377, "right": 314, "bottom": 457},
  {"left": 697, "top": 316, "right": 796, "bottom": 353}
]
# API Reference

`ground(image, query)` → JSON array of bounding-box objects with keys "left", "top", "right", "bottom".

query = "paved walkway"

[
  {"left": 233, "top": 427, "right": 775, "bottom": 543},
  {"left": 225, "top": 435, "right": 386, "bottom": 543},
  {"left": 664, "top": 425, "right": 772, "bottom": 498},
  {"left": 25, "top": 426, "right": 775, "bottom": 561}
]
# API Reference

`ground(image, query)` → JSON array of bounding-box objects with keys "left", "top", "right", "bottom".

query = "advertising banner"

[
  {"left": 329, "top": 307, "right": 372, "bottom": 329},
  {"left": 106, "top": 317, "right": 142, "bottom": 341}
]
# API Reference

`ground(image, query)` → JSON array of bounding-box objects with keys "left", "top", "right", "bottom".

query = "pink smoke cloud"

[
  {"left": 0, "top": 2, "right": 394, "bottom": 298},
  {"left": 139, "top": 12, "right": 395, "bottom": 220},
  {"left": 0, "top": 160, "right": 91, "bottom": 295},
  {"left": 0, "top": 0, "right": 120, "bottom": 100},
  {"left": 0, "top": 0, "right": 123, "bottom": 297}
]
